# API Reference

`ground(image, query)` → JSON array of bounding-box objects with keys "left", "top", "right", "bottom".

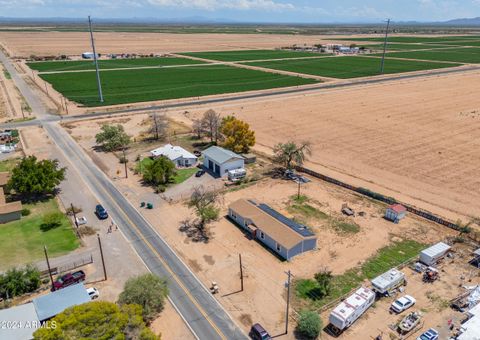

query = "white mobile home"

[
  {"left": 371, "top": 269, "right": 405, "bottom": 295},
  {"left": 329, "top": 287, "right": 375, "bottom": 331},
  {"left": 419, "top": 242, "right": 451, "bottom": 266},
  {"left": 150, "top": 144, "right": 197, "bottom": 167}
]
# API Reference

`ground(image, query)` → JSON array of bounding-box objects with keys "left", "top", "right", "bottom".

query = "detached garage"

[{"left": 202, "top": 146, "right": 244, "bottom": 177}]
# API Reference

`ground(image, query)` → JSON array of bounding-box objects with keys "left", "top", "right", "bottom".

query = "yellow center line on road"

[{"left": 49, "top": 124, "right": 228, "bottom": 340}]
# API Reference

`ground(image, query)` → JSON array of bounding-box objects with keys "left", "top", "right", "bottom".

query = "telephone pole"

[
  {"left": 239, "top": 254, "right": 244, "bottom": 292},
  {"left": 97, "top": 234, "right": 107, "bottom": 281},
  {"left": 88, "top": 16, "right": 104, "bottom": 103},
  {"left": 122, "top": 148, "right": 128, "bottom": 178},
  {"left": 285, "top": 270, "right": 292, "bottom": 334},
  {"left": 380, "top": 18, "right": 391, "bottom": 74},
  {"left": 44, "top": 246, "right": 55, "bottom": 291}
]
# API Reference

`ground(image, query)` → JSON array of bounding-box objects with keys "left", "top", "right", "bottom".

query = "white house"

[
  {"left": 150, "top": 144, "right": 197, "bottom": 167},
  {"left": 202, "top": 146, "right": 244, "bottom": 176}
]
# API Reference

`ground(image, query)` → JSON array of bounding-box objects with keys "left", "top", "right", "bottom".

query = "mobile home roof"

[{"left": 371, "top": 269, "right": 405, "bottom": 291}]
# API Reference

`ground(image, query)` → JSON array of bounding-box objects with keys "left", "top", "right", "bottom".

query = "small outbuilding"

[
  {"left": 419, "top": 242, "right": 451, "bottom": 266},
  {"left": 0, "top": 172, "right": 22, "bottom": 224},
  {"left": 203, "top": 146, "right": 244, "bottom": 177},
  {"left": 385, "top": 204, "right": 407, "bottom": 223},
  {"left": 81, "top": 52, "right": 99, "bottom": 59},
  {"left": 228, "top": 199, "right": 317, "bottom": 261},
  {"left": 150, "top": 144, "right": 197, "bottom": 167},
  {"left": 33, "top": 283, "right": 90, "bottom": 322}
]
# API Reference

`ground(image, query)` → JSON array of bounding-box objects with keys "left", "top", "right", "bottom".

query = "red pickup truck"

[{"left": 52, "top": 270, "right": 86, "bottom": 291}]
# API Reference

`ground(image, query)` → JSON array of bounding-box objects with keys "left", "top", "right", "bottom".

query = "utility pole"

[
  {"left": 122, "top": 148, "right": 128, "bottom": 178},
  {"left": 71, "top": 203, "right": 79, "bottom": 230},
  {"left": 239, "top": 254, "right": 244, "bottom": 292},
  {"left": 88, "top": 16, "right": 104, "bottom": 103},
  {"left": 285, "top": 270, "right": 291, "bottom": 334},
  {"left": 297, "top": 180, "right": 301, "bottom": 199},
  {"left": 97, "top": 234, "right": 107, "bottom": 281},
  {"left": 44, "top": 246, "right": 55, "bottom": 291},
  {"left": 380, "top": 18, "right": 391, "bottom": 74}
]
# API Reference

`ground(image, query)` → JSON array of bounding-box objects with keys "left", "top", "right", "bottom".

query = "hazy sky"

[{"left": 1, "top": 0, "right": 479, "bottom": 22}]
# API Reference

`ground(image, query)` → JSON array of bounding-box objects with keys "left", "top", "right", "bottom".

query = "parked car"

[
  {"left": 95, "top": 204, "right": 108, "bottom": 219},
  {"left": 195, "top": 170, "right": 206, "bottom": 177},
  {"left": 249, "top": 323, "right": 271, "bottom": 340},
  {"left": 417, "top": 328, "right": 439, "bottom": 340},
  {"left": 87, "top": 287, "right": 100, "bottom": 300},
  {"left": 391, "top": 295, "right": 416, "bottom": 313},
  {"left": 52, "top": 270, "right": 86, "bottom": 291}
]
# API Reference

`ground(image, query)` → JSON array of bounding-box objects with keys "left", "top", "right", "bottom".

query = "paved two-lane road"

[{"left": 0, "top": 50, "right": 247, "bottom": 340}]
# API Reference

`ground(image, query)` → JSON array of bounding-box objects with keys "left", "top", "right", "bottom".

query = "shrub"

[
  {"left": 41, "top": 212, "right": 64, "bottom": 231},
  {"left": 296, "top": 310, "right": 322, "bottom": 339},
  {"left": 65, "top": 205, "right": 82, "bottom": 216},
  {"left": 21, "top": 208, "right": 31, "bottom": 216}
]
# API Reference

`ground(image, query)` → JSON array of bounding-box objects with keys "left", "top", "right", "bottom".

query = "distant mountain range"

[{"left": 0, "top": 16, "right": 479, "bottom": 26}]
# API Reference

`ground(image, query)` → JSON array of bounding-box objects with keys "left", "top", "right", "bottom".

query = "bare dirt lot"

[
  {"left": 0, "top": 31, "right": 332, "bottom": 57},
  {"left": 175, "top": 70, "right": 480, "bottom": 223}
]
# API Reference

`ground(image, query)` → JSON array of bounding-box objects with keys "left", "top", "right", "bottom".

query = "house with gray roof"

[
  {"left": 0, "top": 303, "right": 40, "bottom": 339},
  {"left": 202, "top": 146, "right": 244, "bottom": 177}
]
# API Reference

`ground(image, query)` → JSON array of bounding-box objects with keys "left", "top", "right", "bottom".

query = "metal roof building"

[
  {"left": 203, "top": 146, "right": 244, "bottom": 177},
  {"left": 0, "top": 303, "right": 40, "bottom": 340},
  {"left": 33, "top": 283, "right": 90, "bottom": 321}
]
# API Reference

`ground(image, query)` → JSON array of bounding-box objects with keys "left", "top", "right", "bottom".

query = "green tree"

[
  {"left": 33, "top": 301, "right": 159, "bottom": 340},
  {"left": 142, "top": 157, "right": 176, "bottom": 186},
  {"left": 41, "top": 212, "right": 64, "bottom": 231},
  {"left": 188, "top": 186, "right": 220, "bottom": 229},
  {"left": 118, "top": 274, "right": 169, "bottom": 323},
  {"left": 273, "top": 141, "right": 312, "bottom": 169},
  {"left": 95, "top": 124, "right": 131, "bottom": 152},
  {"left": 314, "top": 269, "right": 333, "bottom": 298},
  {"left": 8, "top": 156, "right": 65, "bottom": 198},
  {"left": 220, "top": 115, "right": 255, "bottom": 153},
  {"left": 0, "top": 265, "right": 40, "bottom": 299},
  {"left": 296, "top": 310, "right": 322, "bottom": 339}
]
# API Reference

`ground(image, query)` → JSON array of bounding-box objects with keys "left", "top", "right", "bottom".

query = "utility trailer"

[
  {"left": 371, "top": 269, "right": 405, "bottom": 296},
  {"left": 419, "top": 242, "right": 451, "bottom": 266},
  {"left": 329, "top": 287, "right": 375, "bottom": 333}
]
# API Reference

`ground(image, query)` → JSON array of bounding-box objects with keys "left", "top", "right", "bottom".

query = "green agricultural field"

[
  {"left": 245, "top": 56, "right": 459, "bottom": 79},
  {"left": 180, "top": 49, "right": 323, "bottom": 62},
  {"left": 364, "top": 43, "right": 453, "bottom": 51},
  {"left": 27, "top": 57, "right": 205, "bottom": 73},
  {"left": 380, "top": 47, "right": 480, "bottom": 64},
  {"left": 426, "top": 40, "right": 480, "bottom": 47},
  {"left": 0, "top": 199, "right": 79, "bottom": 270},
  {"left": 39, "top": 65, "right": 317, "bottom": 107},
  {"left": 339, "top": 36, "right": 480, "bottom": 43}
]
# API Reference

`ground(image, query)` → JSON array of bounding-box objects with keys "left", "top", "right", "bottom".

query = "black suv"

[{"left": 95, "top": 204, "right": 108, "bottom": 219}]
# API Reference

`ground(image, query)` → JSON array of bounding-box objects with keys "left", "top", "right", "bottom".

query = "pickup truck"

[{"left": 52, "top": 270, "right": 86, "bottom": 291}]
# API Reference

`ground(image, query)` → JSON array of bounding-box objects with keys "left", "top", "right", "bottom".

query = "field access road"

[{"left": 0, "top": 50, "right": 247, "bottom": 340}]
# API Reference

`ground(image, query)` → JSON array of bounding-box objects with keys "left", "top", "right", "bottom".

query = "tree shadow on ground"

[{"left": 179, "top": 218, "right": 211, "bottom": 243}]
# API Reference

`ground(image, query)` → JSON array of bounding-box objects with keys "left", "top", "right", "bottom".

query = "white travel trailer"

[
  {"left": 371, "top": 269, "right": 405, "bottom": 295},
  {"left": 419, "top": 242, "right": 451, "bottom": 266},
  {"left": 329, "top": 287, "right": 375, "bottom": 332}
]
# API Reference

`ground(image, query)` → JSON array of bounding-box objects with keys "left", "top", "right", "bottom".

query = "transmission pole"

[
  {"left": 88, "top": 16, "right": 104, "bottom": 103},
  {"left": 380, "top": 18, "right": 391, "bottom": 74},
  {"left": 44, "top": 246, "right": 55, "bottom": 291},
  {"left": 285, "top": 270, "right": 291, "bottom": 334}
]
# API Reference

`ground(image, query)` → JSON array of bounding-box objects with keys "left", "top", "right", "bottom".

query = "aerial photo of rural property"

[{"left": 1, "top": 0, "right": 480, "bottom": 339}]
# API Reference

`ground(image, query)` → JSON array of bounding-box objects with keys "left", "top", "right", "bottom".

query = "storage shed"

[
  {"left": 33, "top": 283, "right": 90, "bottom": 321},
  {"left": 228, "top": 199, "right": 317, "bottom": 261},
  {"left": 385, "top": 204, "right": 407, "bottom": 223},
  {"left": 203, "top": 146, "right": 244, "bottom": 177},
  {"left": 371, "top": 269, "right": 405, "bottom": 295},
  {"left": 419, "top": 242, "right": 451, "bottom": 266}
]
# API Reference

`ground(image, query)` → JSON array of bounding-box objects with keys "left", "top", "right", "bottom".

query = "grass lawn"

[
  {"left": 0, "top": 158, "right": 20, "bottom": 172},
  {"left": 245, "top": 56, "right": 459, "bottom": 79},
  {"left": 0, "top": 199, "right": 79, "bottom": 270},
  {"left": 379, "top": 47, "right": 480, "bottom": 64},
  {"left": 295, "top": 239, "right": 426, "bottom": 310},
  {"left": 179, "top": 49, "right": 323, "bottom": 61},
  {"left": 27, "top": 57, "right": 205, "bottom": 73},
  {"left": 137, "top": 157, "right": 197, "bottom": 185},
  {"left": 39, "top": 65, "right": 317, "bottom": 107}
]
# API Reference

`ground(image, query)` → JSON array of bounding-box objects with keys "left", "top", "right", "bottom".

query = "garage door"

[
  {"left": 208, "top": 160, "right": 214, "bottom": 171},
  {"left": 214, "top": 164, "right": 220, "bottom": 175}
]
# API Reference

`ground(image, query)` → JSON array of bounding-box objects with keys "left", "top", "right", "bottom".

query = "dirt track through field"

[{"left": 184, "top": 70, "right": 480, "bottom": 222}]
